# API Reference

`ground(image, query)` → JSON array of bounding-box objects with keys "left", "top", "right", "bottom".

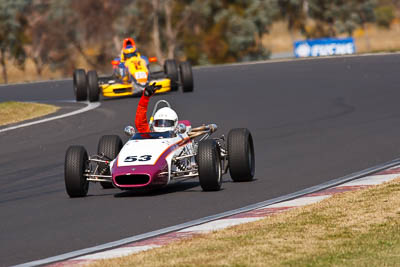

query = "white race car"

[{"left": 64, "top": 100, "right": 255, "bottom": 197}]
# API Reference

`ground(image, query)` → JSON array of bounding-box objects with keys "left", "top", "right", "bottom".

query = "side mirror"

[
  {"left": 176, "top": 123, "right": 187, "bottom": 134},
  {"left": 209, "top": 124, "right": 218, "bottom": 133},
  {"left": 124, "top": 126, "right": 136, "bottom": 136},
  {"left": 149, "top": 57, "right": 158, "bottom": 63}
]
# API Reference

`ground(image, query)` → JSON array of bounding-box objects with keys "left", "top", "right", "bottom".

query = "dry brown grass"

[
  {"left": 89, "top": 178, "right": 400, "bottom": 267},
  {"left": 263, "top": 21, "right": 305, "bottom": 53},
  {"left": 0, "top": 101, "right": 59, "bottom": 126},
  {"left": 354, "top": 21, "right": 400, "bottom": 53},
  {"left": 263, "top": 20, "right": 400, "bottom": 54},
  {"left": 4, "top": 58, "right": 64, "bottom": 84}
]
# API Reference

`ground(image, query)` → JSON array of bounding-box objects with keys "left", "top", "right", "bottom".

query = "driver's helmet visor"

[
  {"left": 124, "top": 51, "right": 137, "bottom": 59},
  {"left": 154, "top": 119, "right": 175, "bottom": 127}
]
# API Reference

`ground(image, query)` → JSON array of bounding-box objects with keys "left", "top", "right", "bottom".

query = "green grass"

[{"left": 0, "top": 101, "right": 59, "bottom": 126}]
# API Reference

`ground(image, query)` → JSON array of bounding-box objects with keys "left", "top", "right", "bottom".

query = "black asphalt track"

[{"left": 2, "top": 54, "right": 400, "bottom": 266}]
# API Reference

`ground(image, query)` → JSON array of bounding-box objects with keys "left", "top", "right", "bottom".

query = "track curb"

[{"left": 13, "top": 158, "right": 400, "bottom": 267}]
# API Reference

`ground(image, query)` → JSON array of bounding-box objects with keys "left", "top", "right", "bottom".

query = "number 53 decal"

[{"left": 124, "top": 155, "right": 152, "bottom": 162}]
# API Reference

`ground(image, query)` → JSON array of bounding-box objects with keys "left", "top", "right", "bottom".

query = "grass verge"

[
  {"left": 90, "top": 178, "right": 400, "bottom": 267},
  {"left": 0, "top": 101, "right": 59, "bottom": 126},
  {"left": 263, "top": 20, "right": 400, "bottom": 54}
]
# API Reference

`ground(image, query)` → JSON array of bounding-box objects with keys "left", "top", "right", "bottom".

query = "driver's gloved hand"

[{"left": 144, "top": 82, "right": 157, "bottom": 97}]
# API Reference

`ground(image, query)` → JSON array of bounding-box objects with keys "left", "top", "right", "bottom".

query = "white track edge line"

[
  {"left": 12, "top": 157, "right": 400, "bottom": 267},
  {"left": 0, "top": 102, "right": 101, "bottom": 133}
]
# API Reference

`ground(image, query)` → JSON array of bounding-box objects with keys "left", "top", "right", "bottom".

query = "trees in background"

[
  {"left": 375, "top": 4, "right": 396, "bottom": 27},
  {"left": 0, "top": 0, "right": 398, "bottom": 83},
  {"left": 0, "top": 0, "right": 29, "bottom": 83},
  {"left": 120, "top": 0, "right": 278, "bottom": 64},
  {"left": 307, "top": 0, "right": 376, "bottom": 37},
  {"left": 278, "top": 0, "right": 307, "bottom": 41},
  {"left": 183, "top": 0, "right": 278, "bottom": 64},
  {"left": 28, "top": 0, "right": 129, "bottom": 75}
]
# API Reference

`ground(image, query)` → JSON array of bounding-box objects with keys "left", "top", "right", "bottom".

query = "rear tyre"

[
  {"left": 227, "top": 128, "right": 255, "bottom": 182},
  {"left": 65, "top": 146, "right": 89, "bottom": 197},
  {"left": 179, "top": 61, "right": 193, "bottom": 92},
  {"left": 164, "top": 59, "right": 179, "bottom": 91},
  {"left": 198, "top": 139, "right": 222, "bottom": 191},
  {"left": 97, "top": 135, "right": 123, "bottom": 189},
  {"left": 73, "top": 69, "right": 87, "bottom": 101},
  {"left": 87, "top": 70, "right": 100, "bottom": 102}
]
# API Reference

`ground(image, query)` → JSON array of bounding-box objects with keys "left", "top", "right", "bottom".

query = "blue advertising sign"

[{"left": 294, "top": 37, "right": 356, "bottom": 58}]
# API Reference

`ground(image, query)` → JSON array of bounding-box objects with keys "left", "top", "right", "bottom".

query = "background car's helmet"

[
  {"left": 123, "top": 45, "right": 137, "bottom": 59},
  {"left": 152, "top": 107, "right": 178, "bottom": 132},
  {"left": 123, "top": 37, "right": 135, "bottom": 49}
]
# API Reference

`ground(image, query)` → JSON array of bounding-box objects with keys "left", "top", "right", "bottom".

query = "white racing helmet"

[{"left": 152, "top": 107, "right": 178, "bottom": 132}]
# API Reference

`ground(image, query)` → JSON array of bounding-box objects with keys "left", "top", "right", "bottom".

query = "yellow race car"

[{"left": 73, "top": 56, "right": 193, "bottom": 102}]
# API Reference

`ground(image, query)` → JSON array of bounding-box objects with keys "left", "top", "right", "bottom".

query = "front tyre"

[
  {"left": 164, "top": 59, "right": 179, "bottom": 91},
  {"left": 65, "top": 146, "right": 89, "bottom": 197},
  {"left": 227, "top": 128, "right": 255, "bottom": 182},
  {"left": 97, "top": 135, "right": 123, "bottom": 189},
  {"left": 73, "top": 69, "right": 87, "bottom": 101},
  {"left": 179, "top": 61, "right": 193, "bottom": 92},
  {"left": 198, "top": 139, "right": 222, "bottom": 191},
  {"left": 87, "top": 70, "right": 100, "bottom": 102}
]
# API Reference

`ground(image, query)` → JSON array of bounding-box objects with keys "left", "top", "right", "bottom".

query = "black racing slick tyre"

[
  {"left": 97, "top": 135, "right": 123, "bottom": 189},
  {"left": 73, "top": 69, "right": 87, "bottom": 101},
  {"left": 164, "top": 59, "right": 179, "bottom": 91},
  {"left": 87, "top": 70, "right": 100, "bottom": 102},
  {"left": 198, "top": 139, "right": 222, "bottom": 191},
  {"left": 65, "top": 146, "right": 89, "bottom": 197},
  {"left": 179, "top": 61, "right": 193, "bottom": 92},
  {"left": 227, "top": 128, "right": 255, "bottom": 182}
]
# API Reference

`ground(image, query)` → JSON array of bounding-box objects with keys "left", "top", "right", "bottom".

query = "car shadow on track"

[
  {"left": 100, "top": 91, "right": 176, "bottom": 102},
  {"left": 112, "top": 178, "right": 235, "bottom": 198},
  {"left": 102, "top": 95, "right": 140, "bottom": 101},
  {"left": 113, "top": 180, "right": 202, "bottom": 198},
  {"left": 79, "top": 179, "right": 243, "bottom": 198}
]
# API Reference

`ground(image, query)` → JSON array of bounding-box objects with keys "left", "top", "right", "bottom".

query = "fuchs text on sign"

[{"left": 294, "top": 38, "right": 356, "bottom": 58}]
